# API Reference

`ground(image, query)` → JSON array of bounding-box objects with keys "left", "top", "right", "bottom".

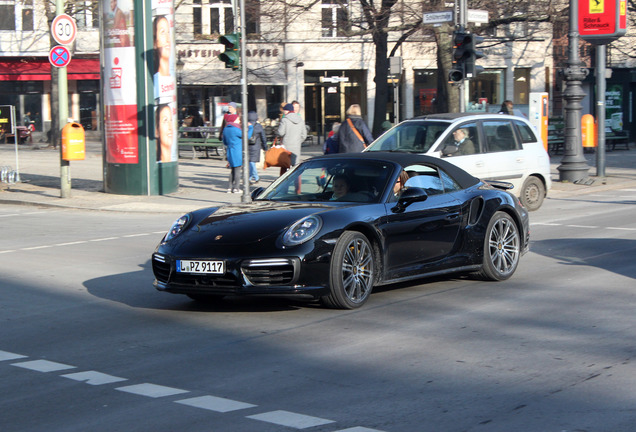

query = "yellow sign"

[
  {"left": 620, "top": 0, "right": 626, "bottom": 15},
  {"left": 590, "top": 0, "right": 604, "bottom": 14}
]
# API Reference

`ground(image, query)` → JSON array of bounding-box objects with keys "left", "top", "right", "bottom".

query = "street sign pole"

[
  {"left": 239, "top": 0, "right": 250, "bottom": 203},
  {"left": 55, "top": 1, "right": 71, "bottom": 198}
]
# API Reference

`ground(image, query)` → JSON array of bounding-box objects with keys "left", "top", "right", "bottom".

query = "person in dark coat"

[
  {"left": 337, "top": 104, "right": 374, "bottom": 153},
  {"left": 247, "top": 111, "right": 268, "bottom": 184}
]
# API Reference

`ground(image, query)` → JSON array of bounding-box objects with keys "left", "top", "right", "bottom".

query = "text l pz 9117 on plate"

[{"left": 177, "top": 260, "right": 224, "bottom": 274}]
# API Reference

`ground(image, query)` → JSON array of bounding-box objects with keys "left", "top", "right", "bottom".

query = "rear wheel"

[
  {"left": 478, "top": 211, "right": 520, "bottom": 281},
  {"left": 321, "top": 231, "right": 375, "bottom": 309},
  {"left": 520, "top": 176, "right": 545, "bottom": 211}
]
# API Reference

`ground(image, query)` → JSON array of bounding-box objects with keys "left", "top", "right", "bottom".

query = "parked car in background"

[
  {"left": 153, "top": 153, "right": 529, "bottom": 309},
  {"left": 365, "top": 113, "right": 552, "bottom": 211}
]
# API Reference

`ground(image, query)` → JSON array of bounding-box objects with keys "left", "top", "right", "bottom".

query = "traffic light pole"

[{"left": 457, "top": 0, "right": 466, "bottom": 112}]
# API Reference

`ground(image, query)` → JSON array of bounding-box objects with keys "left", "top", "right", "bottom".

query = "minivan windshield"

[{"left": 366, "top": 121, "right": 450, "bottom": 153}]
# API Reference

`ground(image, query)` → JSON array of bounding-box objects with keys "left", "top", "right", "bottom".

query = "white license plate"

[{"left": 177, "top": 260, "right": 225, "bottom": 274}]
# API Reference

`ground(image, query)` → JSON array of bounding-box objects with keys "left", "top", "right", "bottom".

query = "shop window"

[
  {"left": 321, "top": 0, "right": 349, "bottom": 38},
  {"left": 468, "top": 69, "right": 503, "bottom": 112},
  {"left": 514, "top": 68, "right": 530, "bottom": 105},
  {"left": 413, "top": 70, "right": 438, "bottom": 115}
]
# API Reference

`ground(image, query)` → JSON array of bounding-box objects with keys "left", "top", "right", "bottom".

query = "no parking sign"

[{"left": 49, "top": 45, "right": 72, "bottom": 68}]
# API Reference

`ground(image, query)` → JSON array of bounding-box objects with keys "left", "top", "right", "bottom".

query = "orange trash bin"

[{"left": 61, "top": 122, "right": 85, "bottom": 161}]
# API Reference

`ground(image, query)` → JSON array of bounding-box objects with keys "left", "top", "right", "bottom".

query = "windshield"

[
  {"left": 256, "top": 158, "right": 396, "bottom": 203},
  {"left": 366, "top": 121, "right": 450, "bottom": 153}
]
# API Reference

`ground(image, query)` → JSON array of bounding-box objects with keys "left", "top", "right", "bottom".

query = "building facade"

[{"left": 1, "top": 0, "right": 634, "bottom": 141}]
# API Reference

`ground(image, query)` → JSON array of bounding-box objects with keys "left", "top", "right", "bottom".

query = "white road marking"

[
  {"left": 531, "top": 222, "right": 636, "bottom": 231},
  {"left": 0, "top": 231, "right": 164, "bottom": 253},
  {"left": 247, "top": 410, "right": 335, "bottom": 429},
  {"left": 1, "top": 348, "right": 382, "bottom": 431},
  {"left": 334, "top": 428, "right": 387, "bottom": 432},
  {"left": 0, "top": 350, "right": 27, "bottom": 361},
  {"left": 175, "top": 395, "right": 256, "bottom": 412},
  {"left": 115, "top": 383, "right": 189, "bottom": 398},
  {"left": 12, "top": 359, "right": 76, "bottom": 372},
  {"left": 62, "top": 371, "right": 128, "bottom": 386}
]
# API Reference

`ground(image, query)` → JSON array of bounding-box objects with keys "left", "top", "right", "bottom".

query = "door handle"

[{"left": 445, "top": 212, "right": 460, "bottom": 220}]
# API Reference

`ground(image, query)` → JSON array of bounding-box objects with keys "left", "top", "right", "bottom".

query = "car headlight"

[
  {"left": 282, "top": 215, "right": 323, "bottom": 246},
  {"left": 164, "top": 214, "right": 191, "bottom": 242}
]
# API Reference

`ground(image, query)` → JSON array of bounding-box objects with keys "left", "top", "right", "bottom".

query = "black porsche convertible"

[{"left": 152, "top": 152, "right": 529, "bottom": 309}]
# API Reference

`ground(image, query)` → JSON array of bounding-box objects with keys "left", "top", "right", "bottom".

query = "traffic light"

[
  {"left": 218, "top": 33, "right": 240, "bottom": 70},
  {"left": 448, "top": 29, "right": 469, "bottom": 83},
  {"left": 464, "top": 34, "right": 485, "bottom": 79}
]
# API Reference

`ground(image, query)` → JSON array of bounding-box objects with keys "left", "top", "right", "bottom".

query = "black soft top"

[{"left": 309, "top": 152, "right": 480, "bottom": 190}]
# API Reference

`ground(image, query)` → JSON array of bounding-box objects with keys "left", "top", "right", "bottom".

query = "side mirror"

[
  {"left": 251, "top": 187, "right": 265, "bottom": 201},
  {"left": 391, "top": 187, "right": 428, "bottom": 213}
]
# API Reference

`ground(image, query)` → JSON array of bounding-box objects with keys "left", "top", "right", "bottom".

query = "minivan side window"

[
  {"left": 439, "top": 122, "right": 480, "bottom": 157},
  {"left": 482, "top": 121, "right": 519, "bottom": 152},
  {"left": 514, "top": 120, "right": 538, "bottom": 143}
]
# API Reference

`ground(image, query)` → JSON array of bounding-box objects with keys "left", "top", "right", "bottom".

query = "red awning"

[{"left": 0, "top": 58, "right": 100, "bottom": 81}]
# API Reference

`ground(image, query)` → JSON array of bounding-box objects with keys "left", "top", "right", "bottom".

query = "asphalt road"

[{"left": 1, "top": 189, "right": 635, "bottom": 432}]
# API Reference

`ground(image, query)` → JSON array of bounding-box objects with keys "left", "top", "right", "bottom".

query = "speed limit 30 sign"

[{"left": 51, "top": 14, "right": 77, "bottom": 46}]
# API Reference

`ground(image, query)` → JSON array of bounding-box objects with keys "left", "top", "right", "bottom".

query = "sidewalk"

[{"left": 2, "top": 140, "right": 636, "bottom": 214}]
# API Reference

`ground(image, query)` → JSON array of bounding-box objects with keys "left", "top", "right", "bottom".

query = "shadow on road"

[{"left": 531, "top": 238, "right": 636, "bottom": 280}]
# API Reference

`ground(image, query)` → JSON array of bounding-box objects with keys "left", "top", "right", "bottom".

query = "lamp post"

[
  {"left": 176, "top": 54, "right": 185, "bottom": 119},
  {"left": 295, "top": 62, "right": 304, "bottom": 101},
  {"left": 557, "top": 0, "right": 590, "bottom": 182}
]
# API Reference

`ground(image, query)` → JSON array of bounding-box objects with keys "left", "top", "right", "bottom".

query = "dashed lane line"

[
  {"left": 175, "top": 395, "right": 257, "bottom": 413},
  {"left": 116, "top": 383, "right": 190, "bottom": 398},
  {"left": 531, "top": 222, "right": 636, "bottom": 231},
  {"left": 0, "top": 231, "right": 166, "bottom": 254},
  {"left": 1, "top": 349, "right": 386, "bottom": 431},
  {"left": 246, "top": 410, "right": 335, "bottom": 429}
]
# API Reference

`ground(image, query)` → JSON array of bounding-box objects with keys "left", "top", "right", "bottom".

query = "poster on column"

[
  {"left": 103, "top": 0, "right": 138, "bottom": 164},
  {"left": 152, "top": 0, "right": 177, "bottom": 163}
]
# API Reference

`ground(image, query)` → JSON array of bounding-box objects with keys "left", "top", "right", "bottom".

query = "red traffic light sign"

[
  {"left": 49, "top": 45, "right": 72, "bottom": 68},
  {"left": 51, "top": 14, "right": 77, "bottom": 45},
  {"left": 579, "top": 0, "right": 627, "bottom": 44}
]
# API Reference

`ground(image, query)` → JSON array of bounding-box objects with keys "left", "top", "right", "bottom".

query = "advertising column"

[{"left": 101, "top": 0, "right": 178, "bottom": 195}]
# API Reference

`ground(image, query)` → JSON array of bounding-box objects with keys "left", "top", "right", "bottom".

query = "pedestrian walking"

[
  {"left": 247, "top": 111, "right": 268, "bottom": 184},
  {"left": 338, "top": 104, "right": 374, "bottom": 153},
  {"left": 499, "top": 100, "right": 514, "bottom": 115},
  {"left": 222, "top": 113, "right": 253, "bottom": 193},
  {"left": 277, "top": 103, "right": 306, "bottom": 170}
]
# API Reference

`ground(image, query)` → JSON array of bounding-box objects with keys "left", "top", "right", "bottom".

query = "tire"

[
  {"left": 478, "top": 211, "right": 520, "bottom": 281},
  {"left": 321, "top": 231, "right": 375, "bottom": 309},
  {"left": 520, "top": 176, "right": 545, "bottom": 211}
]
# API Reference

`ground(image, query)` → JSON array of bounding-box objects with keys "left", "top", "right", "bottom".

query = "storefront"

[{"left": 0, "top": 57, "right": 100, "bottom": 134}]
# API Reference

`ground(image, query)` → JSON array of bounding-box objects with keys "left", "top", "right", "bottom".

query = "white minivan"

[{"left": 365, "top": 113, "right": 552, "bottom": 210}]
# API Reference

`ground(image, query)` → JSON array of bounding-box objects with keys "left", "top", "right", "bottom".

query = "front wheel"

[
  {"left": 477, "top": 211, "right": 520, "bottom": 281},
  {"left": 520, "top": 176, "right": 545, "bottom": 211},
  {"left": 321, "top": 231, "right": 375, "bottom": 309}
]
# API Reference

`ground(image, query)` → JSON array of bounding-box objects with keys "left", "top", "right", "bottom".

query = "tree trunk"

[
  {"left": 434, "top": 23, "right": 459, "bottom": 113},
  {"left": 372, "top": 31, "right": 389, "bottom": 137}
]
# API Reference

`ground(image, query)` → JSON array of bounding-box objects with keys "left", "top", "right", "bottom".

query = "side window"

[
  {"left": 514, "top": 120, "right": 538, "bottom": 143},
  {"left": 439, "top": 122, "right": 480, "bottom": 157},
  {"left": 483, "top": 121, "right": 519, "bottom": 152},
  {"left": 403, "top": 165, "right": 445, "bottom": 196},
  {"left": 439, "top": 169, "right": 461, "bottom": 192}
]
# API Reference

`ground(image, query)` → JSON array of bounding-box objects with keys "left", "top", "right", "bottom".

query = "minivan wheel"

[{"left": 520, "top": 176, "right": 545, "bottom": 211}]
